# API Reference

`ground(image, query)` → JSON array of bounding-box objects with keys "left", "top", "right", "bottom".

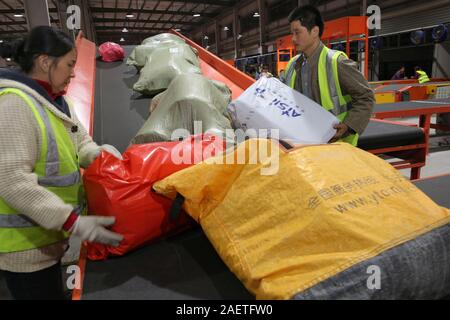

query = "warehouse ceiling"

[
  {"left": 0, "top": 0, "right": 430, "bottom": 45},
  {"left": 0, "top": 0, "right": 238, "bottom": 44}
]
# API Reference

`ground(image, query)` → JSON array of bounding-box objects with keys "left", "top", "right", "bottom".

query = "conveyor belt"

[
  {"left": 375, "top": 84, "right": 406, "bottom": 92},
  {"left": 83, "top": 55, "right": 442, "bottom": 299},
  {"left": 93, "top": 46, "right": 151, "bottom": 152},
  {"left": 80, "top": 44, "right": 253, "bottom": 300},
  {"left": 79, "top": 173, "right": 450, "bottom": 300},
  {"left": 413, "top": 174, "right": 450, "bottom": 208},
  {"left": 374, "top": 98, "right": 450, "bottom": 114},
  {"left": 358, "top": 120, "right": 424, "bottom": 150},
  {"left": 375, "top": 82, "right": 450, "bottom": 92}
]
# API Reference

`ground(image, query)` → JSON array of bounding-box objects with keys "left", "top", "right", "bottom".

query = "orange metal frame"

[
  {"left": 66, "top": 32, "right": 97, "bottom": 136},
  {"left": 370, "top": 78, "right": 450, "bottom": 87},
  {"left": 374, "top": 83, "right": 450, "bottom": 103},
  {"left": 68, "top": 32, "right": 96, "bottom": 301},
  {"left": 322, "top": 16, "right": 369, "bottom": 79}
]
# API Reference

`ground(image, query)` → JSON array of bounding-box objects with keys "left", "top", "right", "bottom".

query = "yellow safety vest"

[
  {"left": 0, "top": 88, "right": 84, "bottom": 253},
  {"left": 416, "top": 70, "right": 430, "bottom": 84},
  {"left": 284, "top": 46, "right": 358, "bottom": 146}
]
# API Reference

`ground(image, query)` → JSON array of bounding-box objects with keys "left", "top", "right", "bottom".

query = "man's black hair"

[{"left": 288, "top": 5, "right": 324, "bottom": 37}]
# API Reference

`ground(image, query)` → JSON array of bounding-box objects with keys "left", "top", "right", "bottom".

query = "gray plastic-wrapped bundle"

[
  {"left": 127, "top": 42, "right": 199, "bottom": 70},
  {"left": 132, "top": 73, "right": 233, "bottom": 144},
  {"left": 148, "top": 91, "right": 166, "bottom": 114},
  {"left": 148, "top": 80, "right": 231, "bottom": 116},
  {"left": 142, "top": 33, "right": 185, "bottom": 46},
  {"left": 133, "top": 43, "right": 201, "bottom": 96}
]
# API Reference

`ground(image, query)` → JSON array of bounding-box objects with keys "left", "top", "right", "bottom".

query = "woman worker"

[{"left": 0, "top": 26, "right": 124, "bottom": 300}]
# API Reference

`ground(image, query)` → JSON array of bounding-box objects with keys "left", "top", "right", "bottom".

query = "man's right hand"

[{"left": 71, "top": 216, "right": 123, "bottom": 247}]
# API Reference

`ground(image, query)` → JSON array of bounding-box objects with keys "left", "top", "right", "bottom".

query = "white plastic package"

[{"left": 227, "top": 77, "right": 339, "bottom": 144}]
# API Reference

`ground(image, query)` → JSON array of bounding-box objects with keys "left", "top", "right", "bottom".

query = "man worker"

[
  {"left": 414, "top": 66, "right": 430, "bottom": 84},
  {"left": 283, "top": 5, "right": 375, "bottom": 146}
]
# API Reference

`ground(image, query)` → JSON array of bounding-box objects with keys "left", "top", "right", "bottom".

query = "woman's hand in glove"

[
  {"left": 100, "top": 144, "right": 123, "bottom": 160},
  {"left": 71, "top": 216, "right": 123, "bottom": 247}
]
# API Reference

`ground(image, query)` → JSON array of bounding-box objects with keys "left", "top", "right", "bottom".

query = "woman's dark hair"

[
  {"left": 288, "top": 5, "right": 324, "bottom": 38},
  {"left": 12, "top": 26, "right": 75, "bottom": 73}
]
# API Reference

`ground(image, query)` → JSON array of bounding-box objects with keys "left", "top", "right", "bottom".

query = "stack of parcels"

[{"left": 127, "top": 33, "right": 234, "bottom": 145}]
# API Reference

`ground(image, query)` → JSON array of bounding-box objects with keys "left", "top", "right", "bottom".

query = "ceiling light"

[
  {"left": 6, "top": 57, "right": 11, "bottom": 61},
  {"left": 224, "top": 26, "right": 229, "bottom": 31},
  {"left": 120, "top": 37, "right": 125, "bottom": 42},
  {"left": 122, "top": 27, "right": 129, "bottom": 33},
  {"left": 193, "top": 13, "right": 201, "bottom": 17},
  {"left": 0, "top": 40, "right": 3, "bottom": 43},
  {"left": 253, "top": 12, "right": 260, "bottom": 18},
  {"left": 174, "top": 28, "right": 181, "bottom": 32},
  {"left": 125, "top": 13, "right": 134, "bottom": 18},
  {"left": 204, "top": 35, "right": 209, "bottom": 40},
  {"left": 13, "top": 13, "right": 23, "bottom": 18}
]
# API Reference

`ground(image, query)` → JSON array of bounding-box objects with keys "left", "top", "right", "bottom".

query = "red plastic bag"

[
  {"left": 98, "top": 42, "right": 125, "bottom": 62},
  {"left": 83, "top": 134, "right": 224, "bottom": 260}
]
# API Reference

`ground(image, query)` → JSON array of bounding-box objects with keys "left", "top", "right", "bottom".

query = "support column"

[
  {"left": 258, "top": 0, "right": 268, "bottom": 54},
  {"left": 233, "top": 8, "right": 240, "bottom": 59},
  {"left": 360, "top": 0, "right": 368, "bottom": 78},
  {"left": 215, "top": 19, "right": 220, "bottom": 56},
  {"left": 23, "top": 0, "right": 51, "bottom": 29},
  {"left": 55, "top": 0, "right": 70, "bottom": 36},
  {"left": 201, "top": 25, "right": 207, "bottom": 48},
  {"left": 72, "top": 0, "right": 96, "bottom": 43}
]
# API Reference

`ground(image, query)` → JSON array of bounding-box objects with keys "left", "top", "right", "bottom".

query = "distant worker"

[
  {"left": 257, "top": 65, "right": 273, "bottom": 79},
  {"left": 0, "top": 26, "right": 124, "bottom": 300},
  {"left": 283, "top": 5, "right": 375, "bottom": 146},
  {"left": 414, "top": 66, "right": 430, "bottom": 84},
  {"left": 278, "top": 69, "right": 286, "bottom": 82},
  {"left": 391, "top": 66, "right": 406, "bottom": 80},
  {"left": 0, "top": 56, "right": 7, "bottom": 68}
]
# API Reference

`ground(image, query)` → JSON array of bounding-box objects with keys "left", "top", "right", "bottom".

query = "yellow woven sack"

[{"left": 154, "top": 139, "right": 450, "bottom": 299}]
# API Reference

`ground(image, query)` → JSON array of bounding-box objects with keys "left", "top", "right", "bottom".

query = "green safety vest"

[
  {"left": 416, "top": 70, "right": 430, "bottom": 84},
  {"left": 284, "top": 46, "right": 358, "bottom": 146},
  {"left": 0, "top": 88, "right": 84, "bottom": 253}
]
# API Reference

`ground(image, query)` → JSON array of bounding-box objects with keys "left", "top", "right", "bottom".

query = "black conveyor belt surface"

[
  {"left": 414, "top": 174, "right": 450, "bottom": 208},
  {"left": 358, "top": 120, "right": 424, "bottom": 150},
  {"left": 94, "top": 46, "right": 151, "bottom": 152}
]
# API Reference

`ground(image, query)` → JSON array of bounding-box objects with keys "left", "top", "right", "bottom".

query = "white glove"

[
  {"left": 100, "top": 144, "right": 123, "bottom": 160},
  {"left": 71, "top": 216, "right": 123, "bottom": 247}
]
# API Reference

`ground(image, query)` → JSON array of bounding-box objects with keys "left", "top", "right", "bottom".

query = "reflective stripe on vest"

[
  {"left": 18, "top": 92, "right": 82, "bottom": 187},
  {"left": 0, "top": 88, "right": 83, "bottom": 252},
  {"left": 417, "top": 70, "right": 430, "bottom": 84},
  {"left": 0, "top": 205, "right": 84, "bottom": 228},
  {"left": 284, "top": 47, "right": 358, "bottom": 146},
  {"left": 284, "top": 55, "right": 300, "bottom": 89}
]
